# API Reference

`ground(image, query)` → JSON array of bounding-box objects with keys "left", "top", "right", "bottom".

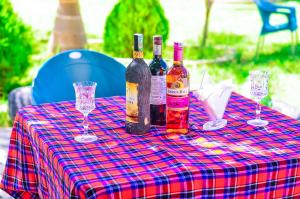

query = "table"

[{"left": 1, "top": 92, "right": 300, "bottom": 198}]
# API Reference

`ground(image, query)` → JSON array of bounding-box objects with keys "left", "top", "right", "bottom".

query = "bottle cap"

[
  {"left": 153, "top": 35, "right": 162, "bottom": 45},
  {"left": 174, "top": 42, "right": 183, "bottom": 50}
]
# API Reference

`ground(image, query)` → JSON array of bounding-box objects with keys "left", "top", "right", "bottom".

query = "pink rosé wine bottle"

[{"left": 166, "top": 42, "right": 190, "bottom": 134}]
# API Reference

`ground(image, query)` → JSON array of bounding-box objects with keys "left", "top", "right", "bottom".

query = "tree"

[
  {"left": 103, "top": 0, "right": 169, "bottom": 58},
  {"left": 201, "top": 0, "right": 215, "bottom": 49},
  {"left": 0, "top": 0, "right": 34, "bottom": 97},
  {"left": 48, "top": 0, "right": 86, "bottom": 53}
]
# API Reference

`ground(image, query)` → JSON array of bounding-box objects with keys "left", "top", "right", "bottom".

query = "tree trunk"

[
  {"left": 201, "top": 0, "right": 214, "bottom": 49},
  {"left": 48, "top": 0, "right": 87, "bottom": 53}
]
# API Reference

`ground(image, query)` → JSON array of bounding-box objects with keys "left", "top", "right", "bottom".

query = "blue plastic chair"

[
  {"left": 254, "top": 0, "right": 298, "bottom": 56},
  {"left": 32, "top": 49, "right": 126, "bottom": 105}
]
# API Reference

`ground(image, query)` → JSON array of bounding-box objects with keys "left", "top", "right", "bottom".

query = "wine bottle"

[
  {"left": 149, "top": 35, "right": 168, "bottom": 126},
  {"left": 166, "top": 42, "right": 190, "bottom": 134},
  {"left": 125, "top": 33, "right": 151, "bottom": 134}
]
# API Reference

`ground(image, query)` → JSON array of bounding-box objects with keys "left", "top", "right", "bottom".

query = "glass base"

[
  {"left": 203, "top": 119, "right": 227, "bottom": 131},
  {"left": 75, "top": 134, "right": 97, "bottom": 143},
  {"left": 247, "top": 119, "right": 268, "bottom": 127}
]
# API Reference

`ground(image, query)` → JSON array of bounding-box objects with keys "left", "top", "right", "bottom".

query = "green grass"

[
  {"left": 88, "top": 32, "right": 246, "bottom": 60},
  {"left": 208, "top": 43, "right": 300, "bottom": 83}
]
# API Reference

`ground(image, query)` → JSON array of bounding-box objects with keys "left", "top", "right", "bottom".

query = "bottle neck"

[
  {"left": 173, "top": 48, "right": 183, "bottom": 66},
  {"left": 154, "top": 55, "right": 162, "bottom": 60},
  {"left": 133, "top": 51, "right": 144, "bottom": 59},
  {"left": 153, "top": 44, "right": 162, "bottom": 59},
  {"left": 133, "top": 34, "right": 143, "bottom": 59}
]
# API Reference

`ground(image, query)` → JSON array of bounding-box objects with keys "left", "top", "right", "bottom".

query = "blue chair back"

[
  {"left": 32, "top": 49, "right": 126, "bottom": 105},
  {"left": 253, "top": 0, "right": 297, "bottom": 34},
  {"left": 253, "top": 0, "right": 273, "bottom": 25}
]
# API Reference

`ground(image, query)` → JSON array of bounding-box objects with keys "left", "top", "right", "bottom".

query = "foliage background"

[
  {"left": 103, "top": 0, "right": 169, "bottom": 58},
  {"left": 0, "top": 0, "right": 35, "bottom": 98}
]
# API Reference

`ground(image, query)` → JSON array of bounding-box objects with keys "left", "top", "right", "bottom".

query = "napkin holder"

[{"left": 195, "top": 84, "right": 232, "bottom": 131}]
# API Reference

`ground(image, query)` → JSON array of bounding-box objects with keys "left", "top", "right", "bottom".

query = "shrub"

[
  {"left": 0, "top": 0, "right": 35, "bottom": 98},
  {"left": 103, "top": 0, "right": 169, "bottom": 58}
]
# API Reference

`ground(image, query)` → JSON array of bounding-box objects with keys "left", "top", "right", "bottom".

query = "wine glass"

[
  {"left": 247, "top": 71, "right": 269, "bottom": 127},
  {"left": 73, "top": 81, "right": 97, "bottom": 143}
]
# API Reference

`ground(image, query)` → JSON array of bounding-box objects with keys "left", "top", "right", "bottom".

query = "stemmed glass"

[
  {"left": 73, "top": 81, "right": 97, "bottom": 143},
  {"left": 247, "top": 71, "right": 269, "bottom": 127}
]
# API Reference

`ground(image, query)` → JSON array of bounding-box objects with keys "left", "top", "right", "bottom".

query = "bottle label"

[
  {"left": 167, "top": 96, "right": 189, "bottom": 109},
  {"left": 133, "top": 51, "right": 144, "bottom": 59},
  {"left": 126, "top": 82, "right": 138, "bottom": 123},
  {"left": 154, "top": 44, "right": 162, "bottom": 56},
  {"left": 150, "top": 76, "right": 166, "bottom": 105},
  {"left": 167, "top": 88, "right": 189, "bottom": 96},
  {"left": 167, "top": 77, "right": 189, "bottom": 96}
]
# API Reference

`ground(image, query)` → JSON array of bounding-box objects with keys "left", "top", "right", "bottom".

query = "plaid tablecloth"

[{"left": 1, "top": 92, "right": 300, "bottom": 199}]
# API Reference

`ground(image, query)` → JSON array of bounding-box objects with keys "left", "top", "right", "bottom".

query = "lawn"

[
  {"left": 0, "top": 0, "right": 299, "bottom": 126},
  {"left": 10, "top": 0, "right": 300, "bottom": 42}
]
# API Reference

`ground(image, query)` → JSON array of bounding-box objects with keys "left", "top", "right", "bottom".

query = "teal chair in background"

[
  {"left": 9, "top": 50, "right": 126, "bottom": 119},
  {"left": 32, "top": 49, "right": 126, "bottom": 105},
  {"left": 254, "top": 0, "right": 298, "bottom": 57}
]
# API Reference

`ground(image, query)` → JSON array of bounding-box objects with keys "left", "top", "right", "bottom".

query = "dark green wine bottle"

[{"left": 125, "top": 34, "right": 151, "bottom": 134}]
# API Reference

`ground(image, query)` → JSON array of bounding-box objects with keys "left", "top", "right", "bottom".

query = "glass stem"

[
  {"left": 255, "top": 100, "right": 261, "bottom": 121},
  {"left": 83, "top": 114, "right": 89, "bottom": 135}
]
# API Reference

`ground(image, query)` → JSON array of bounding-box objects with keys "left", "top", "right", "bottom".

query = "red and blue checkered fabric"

[{"left": 1, "top": 92, "right": 300, "bottom": 198}]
